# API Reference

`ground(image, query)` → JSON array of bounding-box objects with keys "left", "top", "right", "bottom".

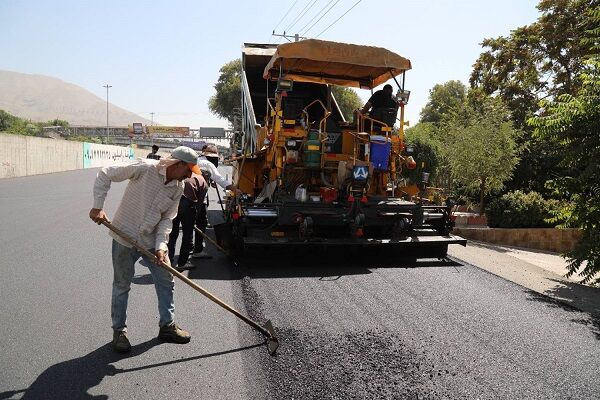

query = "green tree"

[
  {"left": 330, "top": 85, "right": 362, "bottom": 121},
  {"left": 470, "top": 0, "right": 599, "bottom": 195},
  {"left": 404, "top": 122, "right": 442, "bottom": 186},
  {"left": 529, "top": 59, "right": 600, "bottom": 284},
  {"left": 0, "top": 110, "right": 18, "bottom": 131},
  {"left": 470, "top": 0, "right": 597, "bottom": 128},
  {"left": 208, "top": 59, "right": 242, "bottom": 125},
  {"left": 47, "top": 118, "right": 69, "bottom": 127},
  {"left": 441, "top": 97, "right": 521, "bottom": 213},
  {"left": 7, "top": 119, "right": 40, "bottom": 136},
  {"left": 420, "top": 80, "right": 467, "bottom": 124}
]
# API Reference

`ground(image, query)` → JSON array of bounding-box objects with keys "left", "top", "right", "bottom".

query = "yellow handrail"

[
  {"left": 266, "top": 98, "right": 276, "bottom": 129},
  {"left": 301, "top": 99, "right": 332, "bottom": 168}
]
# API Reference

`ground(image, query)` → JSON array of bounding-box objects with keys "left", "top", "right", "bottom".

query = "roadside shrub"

[
  {"left": 8, "top": 119, "right": 41, "bottom": 136},
  {"left": 486, "top": 190, "right": 559, "bottom": 228}
]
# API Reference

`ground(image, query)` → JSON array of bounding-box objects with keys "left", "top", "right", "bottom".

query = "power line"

[
  {"left": 298, "top": 0, "right": 335, "bottom": 35},
  {"left": 316, "top": 0, "right": 362, "bottom": 38},
  {"left": 272, "top": 0, "right": 300, "bottom": 32},
  {"left": 285, "top": 0, "right": 319, "bottom": 32},
  {"left": 298, "top": 0, "right": 333, "bottom": 35},
  {"left": 284, "top": 0, "right": 313, "bottom": 32},
  {"left": 301, "top": 0, "right": 340, "bottom": 37}
]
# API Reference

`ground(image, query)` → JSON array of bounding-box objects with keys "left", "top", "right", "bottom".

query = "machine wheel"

[
  {"left": 392, "top": 217, "right": 411, "bottom": 238},
  {"left": 299, "top": 216, "right": 314, "bottom": 239}
]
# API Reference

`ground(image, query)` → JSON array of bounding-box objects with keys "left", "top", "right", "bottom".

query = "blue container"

[{"left": 370, "top": 135, "right": 391, "bottom": 170}]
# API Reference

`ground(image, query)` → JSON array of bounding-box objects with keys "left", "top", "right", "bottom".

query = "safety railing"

[
  {"left": 241, "top": 68, "right": 258, "bottom": 153},
  {"left": 301, "top": 100, "right": 331, "bottom": 168}
]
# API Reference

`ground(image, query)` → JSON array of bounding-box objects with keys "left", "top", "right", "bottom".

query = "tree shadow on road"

[
  {"left": 0, "top": 339, "right": 159, "bottom": 400},
  {"left": 525, "top": 284, "right": 600, "bottom": 340}
]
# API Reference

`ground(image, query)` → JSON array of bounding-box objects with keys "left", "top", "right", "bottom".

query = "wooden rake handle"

[{"left": 100, "top": 220, "right": 274, "bottom": 341}]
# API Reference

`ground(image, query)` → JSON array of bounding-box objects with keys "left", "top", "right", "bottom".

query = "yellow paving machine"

[{"left": 221, "top": 39, "right": 466, "bottom": 257}]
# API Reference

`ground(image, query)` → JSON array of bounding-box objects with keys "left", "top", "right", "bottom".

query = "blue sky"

[{"left": 0, "top": 0, "right": 540, "bottom": 128}]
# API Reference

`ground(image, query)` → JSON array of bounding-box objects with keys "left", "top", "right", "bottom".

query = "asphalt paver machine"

[{"left": 220, "top": 39, "right": 466, "bottom": 258}]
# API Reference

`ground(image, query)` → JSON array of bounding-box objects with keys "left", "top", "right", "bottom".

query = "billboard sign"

[
  {"left": 147, "top": 126, "right": 190, "bottom": 137},
  {"left": 199, "top": 127, "right": 226, "bottom": 138},
  {"left": 132, "top": 123, "right": 144, "bottom": 135},
  {"left": 83, "top": 143, "right": 134, "bottom": 168}
]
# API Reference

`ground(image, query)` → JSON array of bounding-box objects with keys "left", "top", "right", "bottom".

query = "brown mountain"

[{"left": 0, "top": 70, "right": 151, "bottom": 126}]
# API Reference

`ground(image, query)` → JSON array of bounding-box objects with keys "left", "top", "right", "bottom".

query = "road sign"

[{"left": 199, "top": 127, "right": 226, "bottom": 138}]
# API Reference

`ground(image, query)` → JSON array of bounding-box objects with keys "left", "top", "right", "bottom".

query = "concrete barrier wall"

[
  {"left": 1, "top": 133, "right": 83, "bottom": 178},
  {"left": 26, "top": 135, "right": 83, "bottom": 176},
  {"left": 0, "top": 133, "right": 28, "bottom": 178},
  {"left": 453, "top": 227, "right": 582, "bottom": 253},
  {"left": 0, "top": 132, "right": 179, "bottom": 179}
]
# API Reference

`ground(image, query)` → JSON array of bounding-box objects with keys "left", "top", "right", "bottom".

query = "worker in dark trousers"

[
  {"left": 192, "top": 144, "right": 240, "bottom": 259},
  {"left": 168, "top": 172, "right": 208, "bottom": 270},
  {"left": 193, "top": 180, "right": 210, "bottom": 259}
]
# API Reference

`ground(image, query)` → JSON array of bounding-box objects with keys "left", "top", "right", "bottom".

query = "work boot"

[
  {"left": 158, "top": 323, "right": 191, "bottom": 344},
  {"left": 191, "top": 251, "right": 212, "bottom": 259},
  {"left": 112, "top": 330, "right": 131, "bottom": 353},
  {"left": 176, "top": 261, "right": 197, "bottom": 271}
]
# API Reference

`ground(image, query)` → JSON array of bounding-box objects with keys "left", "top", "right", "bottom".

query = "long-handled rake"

[{"left": 100, "top": 220, "right": 279, "bottom": 355}]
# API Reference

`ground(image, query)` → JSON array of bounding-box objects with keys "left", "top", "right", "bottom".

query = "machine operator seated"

[{"left": 360, "top": 84, "right": 399, "bottom": 128}]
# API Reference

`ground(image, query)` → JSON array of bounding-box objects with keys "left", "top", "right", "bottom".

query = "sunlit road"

[{"left": 1, "top": 168, "right": 600, "bottom": 399}]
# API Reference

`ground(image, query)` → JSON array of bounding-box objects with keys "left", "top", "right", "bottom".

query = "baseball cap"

[
  {"left": 171, "top": 146, "right": 201, "bottom": 174},
  {"left": 202, "top": 144, "right": 219, "bottom": 157}
]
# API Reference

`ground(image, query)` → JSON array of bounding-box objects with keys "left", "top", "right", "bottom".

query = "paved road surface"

[{"left": 1, "top": 168, "right": 600, "bottom": 399}]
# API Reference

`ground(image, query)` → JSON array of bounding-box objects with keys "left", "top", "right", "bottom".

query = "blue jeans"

[{"left": 111, "top": 239, "right": 175, "bottom": 331}]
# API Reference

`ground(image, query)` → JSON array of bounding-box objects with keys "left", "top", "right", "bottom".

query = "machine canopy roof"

[{"left": 263, "top": 39, "right": 411, "bottom": 89}]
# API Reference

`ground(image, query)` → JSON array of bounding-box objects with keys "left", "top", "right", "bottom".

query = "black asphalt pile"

[
  {"left": 263, "top": 328, "right": 433, "bottom": 400},
  {"left": 237, "top": 275, "right": 446, "bottom": 399}
]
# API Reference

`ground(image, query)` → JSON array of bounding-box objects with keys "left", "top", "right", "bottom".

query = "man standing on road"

[
  {"left": 167, "top": 172, "right": 208, "bottom": 270},
  {"left": 89, "top": 146, "right": 201, "bottom": 353},
  {"left": 147, "top": 144, "right": 161, "bottom": 160},
  {"left": 192, "top": 144, "right": 241, "bottom": 259}
]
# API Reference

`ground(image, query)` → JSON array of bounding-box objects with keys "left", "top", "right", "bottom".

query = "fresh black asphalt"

[{"left": 1, "top": 168, "right": 600, "bottom": 399}]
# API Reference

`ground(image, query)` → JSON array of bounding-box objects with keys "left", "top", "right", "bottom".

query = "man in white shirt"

[
  {"left": 89, "top": 146, "right": 200, "bottom": 353},
  {"left": 193, "top": 144, "right": 241, "bottom": 258},
  {"left": 196, "top": 144, "right": 234, "bottom": 191}
]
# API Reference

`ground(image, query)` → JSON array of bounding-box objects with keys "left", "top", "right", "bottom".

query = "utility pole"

[
  {"left": 149, "top": 112, "right": 155, "bottom": 146},
  {"left": 103, "top": 84, "right": 112, "bottom": 142},
  {"left": 272, "top": 31, "right": 305, "bottom": 42}
]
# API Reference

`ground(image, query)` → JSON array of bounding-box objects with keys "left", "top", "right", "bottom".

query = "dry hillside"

[{"left": 0, "top": 70, "right": 151, "bottom": 126}]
